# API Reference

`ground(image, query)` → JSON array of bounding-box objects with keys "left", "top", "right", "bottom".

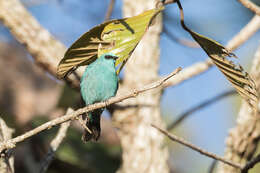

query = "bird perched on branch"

[{"left": 80, "top": 53, "right": 119, "bottom": 141}]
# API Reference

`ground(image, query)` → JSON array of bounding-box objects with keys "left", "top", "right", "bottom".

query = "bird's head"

[{"left": 100, "top": 53, "right": 119, "bottom": 61}]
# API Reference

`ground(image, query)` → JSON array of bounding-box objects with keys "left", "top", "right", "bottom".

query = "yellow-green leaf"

[{"left": 57, "top": 6, "right": 164, "bottom": 78}]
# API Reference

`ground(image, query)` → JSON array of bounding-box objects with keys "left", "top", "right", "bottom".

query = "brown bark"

[
  {"left": 217, "top": 44, "right": 260, "bottom": 173},
  {"left": 0, "top": 118, "right": 14, "bottom": 173},
  {"left": 0, "top": 43, "right": 61, "bottom": 125},
  {"left": 0, "top": 0, "right": 65, "bottom": 72},
  {"left": 112, "top": 0, "right": 169, "bottom": 173},
  {"left": 0, "top": 0, "right": 80, "bottom": 88}
]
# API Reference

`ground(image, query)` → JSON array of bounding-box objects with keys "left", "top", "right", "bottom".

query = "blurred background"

[{"left": 0, "top": 0, "right": 260, "bottom": 172}]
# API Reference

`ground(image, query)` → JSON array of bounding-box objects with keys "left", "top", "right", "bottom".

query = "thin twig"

[
  {"left": 241, "top": 153, "right": 260, "bottom": 173},
  {"left": 151, "top": 124, "right": 243, "bottom": 170},
  {"left": 76, "top": 116, "right": 92, "bottom": 134},
  {"left": 39, "top": 108, "right": 72, "bottom": 173},
  {"left": 104, "top": 0, "right": 115, "bottom": 21},
  {"left": 237, "top": 0, "right": 260, "bottom": 16},
  {"left": 167, "top": 90, "right": 236, "bottom": 130},
  {"left": 0, "top": 67, "right": 182, "bottom": 153},
  {"left": 163, "top": 27, "right": 200, "bottom": 48}
]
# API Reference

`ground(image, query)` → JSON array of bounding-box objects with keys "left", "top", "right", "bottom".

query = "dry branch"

[
  {"left": 0, "top": 68, "right": 181, "bottom": 153},
  {"left": 152, "top": 125, "right": 243, "bottom": 169},
  {"left": 237, "top": 0, "right": 260, "bottom": 16},
  {"left": 0, "top": 0, "right": 80, "bottom": 88},
  {"left": 241, "top": 153, "right": 260, "bottom": 173},
  {"left": 0, "top": 0, "right": 259, "bottom": 93},
  {"left": 0, "top": 0, "right": 260, "bottom": 172},
  {"left": 0, "top": 118, "right": 14, "bottom": 173},
  {"left": 39, "top": 108, "right": 72, "bottom": 173},
  {"left": 217, "top": 45, "right": 260, "bottom": 173},
  {"left": 0, "top": 0, "right": 259, "bottom": 91},
  {"left": 226, "top": 15, "right": 260, "bottom": 50}
]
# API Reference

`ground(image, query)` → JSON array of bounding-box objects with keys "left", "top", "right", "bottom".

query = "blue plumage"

[{"left": 80, "top": 53, "right": 119, "bottom": 141}]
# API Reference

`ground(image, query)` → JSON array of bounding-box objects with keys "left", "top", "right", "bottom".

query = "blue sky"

[{"left": 3, "top": 0, "right": 260, "bottom": 172}]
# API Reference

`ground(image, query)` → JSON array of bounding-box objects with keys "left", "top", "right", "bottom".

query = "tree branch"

[
  {"left": 241, "top": 153, "right": 260, "bottom": 173},
  {"left": 226, "top": 15, "right": 260, "bottom": 51},
  {"left": 0, "top": 67, "right": 181, "bottom": 153},
  {"left": 152, "top": 124, "right": 243, "bottom": 170},
  {"left": 217, "top": 44, "right": 260, "bottom": 173},
  {"left": 0, "top": 118, "right": 14, "bottom": 173},
  {"left": 39, "top": 108, "right": 72, "bottom": 173},
  {"left": 0, "top": 0, "right": 259, "bottom": 92},
  {"left": 0, "top": 0, "right": 80, "bottom": 88},
  {"left": 237, "top": 0, "right": 260, "bottom": 16}
]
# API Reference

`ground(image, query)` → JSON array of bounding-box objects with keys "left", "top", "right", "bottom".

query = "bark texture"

[
  {"left": 0, "top": 0, "right": 65, "bottom": 73},
  {"left": 0, "top": 0, "right": 170, "bottom": 172},
  {"left": 0, "top": 0, "right": 80, "bottom": 87},
  {"left": 0, "top": 118, "right": 14, "bottom": 173},
  {"left": 217, "top": 44, "right": 260, "bottom": 173},
  {"left": 112, "top": 1, "right": 169, "bottom": 173}
]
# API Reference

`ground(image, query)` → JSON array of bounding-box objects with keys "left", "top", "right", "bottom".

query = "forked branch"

[{"left": 0, "top": 67, "right": 182, "bottom": 153}]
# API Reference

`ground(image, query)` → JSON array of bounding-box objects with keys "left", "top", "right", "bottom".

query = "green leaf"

[{"left": 57, "top": 6, "right": 164, "bottom": 78}]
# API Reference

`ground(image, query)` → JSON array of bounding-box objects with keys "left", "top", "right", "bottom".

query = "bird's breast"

[{"left": 80, "top": 64, "right": 118, "bottom": 105}]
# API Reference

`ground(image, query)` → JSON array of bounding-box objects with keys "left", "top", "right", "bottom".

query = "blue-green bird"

[{"left": 80, "top": 53, "right": 119, "bottom": 141}]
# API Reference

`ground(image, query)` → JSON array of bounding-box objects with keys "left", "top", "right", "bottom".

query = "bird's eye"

[
  {"left": 105, "top": 55, "right": 112, "bottom": 59},
  {"left": 105, "top": 55, "right": 116, "bottom": 59}
]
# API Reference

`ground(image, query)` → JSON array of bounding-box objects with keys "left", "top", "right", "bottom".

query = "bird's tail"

[{"left": 82, "top": 109, "right": 103, "bottom": 142}]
